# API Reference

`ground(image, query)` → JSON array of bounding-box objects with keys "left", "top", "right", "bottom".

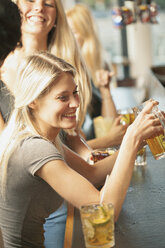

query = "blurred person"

[
  {"left": 66, "top": 3, "right": 127, "bottom": 144},
  {"left": 0, "top": 0, "right": 21, "bottom": 131},
  {"left": 0, "top": 51, "right": 162, "bottom": 247}
]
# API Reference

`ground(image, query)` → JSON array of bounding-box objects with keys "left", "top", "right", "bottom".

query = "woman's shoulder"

[
  {"left": 1, "top": 49, "right": 23, "bottom": 90},
  {"left": 21, "top": 136, "right": 57, "bottom": 150},
  {"left": 2, "top": 49, "right": 20, "bottom": 68},
  {"left": 21, "top": 136, "right": 63, "bottom": 158},
  {"left": 15, "top": 136, "right": 65, "bottom": 174}
]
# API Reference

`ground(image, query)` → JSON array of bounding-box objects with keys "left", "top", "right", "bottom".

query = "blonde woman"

[
  {"left": 66, "top": 3, "right": 127, "bottom": 143},
  {"left": 0, "top": 1, "right": 92, "bottom": 247},
  {"left": 1, "top": 0, "right": 91, "bottom": 130},
  {"left": 1, "top": 0, "right": 125, "bottom": 154},
  {"left": 0, "top": 51, "right": 162, "bottom": 247},
  {"left": 0, "top": 1, "right": 125, "bottom": 246},
  {"left": 66, "top": 4, "right": 110, "bottom": 85}
]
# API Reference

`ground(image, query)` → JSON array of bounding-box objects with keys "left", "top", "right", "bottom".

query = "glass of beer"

[
  {"left": 146, "top": 134, "right": 165, "bottom": 160},
  {"left": 135, "top": 146, "right": 147, "bottom": 166},
  {"left": 134, "top": 103, "right": 165, "bottom": 160},
  {"left": 80, "top": 202, "right": 115, "bottom": 248},
  {"left": 118, "top": 108, "right": 135, "bottom": 125}
]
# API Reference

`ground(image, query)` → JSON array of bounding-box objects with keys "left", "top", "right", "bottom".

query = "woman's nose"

[
  {"left": 69, "top": 95, "right": 80, "bottom": 108},
  {"left": 33, "top": 1, "right": 44, "bottom": 12}
]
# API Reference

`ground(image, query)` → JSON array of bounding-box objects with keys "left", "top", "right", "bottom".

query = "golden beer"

[
  {"left": 135, "top": 146, "right": 147, "bottom": 166},
  {"left": 146, "top": 134, "right": 165, "bottom": 160},
  {"left": 80, "top": 203, "right": 115, "bottom": 248},
  {"left": 118, "top": 108, "right": 135, "bottom": 125},
  {"left": 120, "top": 112, "right": 135, "bottom": 125},
  {"left": 134, "top": 103, "right": 165, "bottom": 160}
]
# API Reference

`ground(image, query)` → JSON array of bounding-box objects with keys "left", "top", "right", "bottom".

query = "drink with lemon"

[{"left": 80, "top": 203, "right": 114, "bottom": 248}]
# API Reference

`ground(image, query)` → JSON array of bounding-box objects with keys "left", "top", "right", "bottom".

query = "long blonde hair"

[
  {"left": 66, "top": 3, "right": 105, "bottom": 87},
  {"left": 0, "top": 51, "right": 76, "bottom": 193},
  {"left": 11, "top": 0, "right": 91, "bottom": 128}
]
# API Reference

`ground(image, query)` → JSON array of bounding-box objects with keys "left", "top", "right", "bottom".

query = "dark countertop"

[{"left": 72, "top": 149, "right": 165, "bottom": 248}]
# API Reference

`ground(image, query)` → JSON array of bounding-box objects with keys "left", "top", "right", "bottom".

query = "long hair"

[
  {"left": 0, "top": 51, "right": 76, "bottom": 194},
  {"left": 11, "top": 0, "right": 91, "bottom": 128},
  {"left": 66, "top": 3, "right": 105, "bottom": 87}
]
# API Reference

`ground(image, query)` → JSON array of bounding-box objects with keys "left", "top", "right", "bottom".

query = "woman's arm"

[
  {"left": 62, "top": 143, "right": 118, "bottom": 187},
  {"left": 36, "top": 101, "right": 164, "bottom": 221},
  {"left": 96, "top": 69, "right": 117, "bottom": 118}
]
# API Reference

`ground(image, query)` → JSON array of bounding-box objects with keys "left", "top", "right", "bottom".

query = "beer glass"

[{"left": 134, "top": 104, "right": 165, "bottom": 160}]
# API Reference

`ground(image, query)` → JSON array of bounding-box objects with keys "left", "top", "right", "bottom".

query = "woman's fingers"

[
  {"left": 96, "top": 70, "right": 114, "bottom": 87},
  {"left": 141, "top": 99, "right": 158, "bottom": 114}
]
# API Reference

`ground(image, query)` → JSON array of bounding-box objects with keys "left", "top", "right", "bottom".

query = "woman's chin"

[{"left": 62, "top": 123, "right": 77, "bottom": 130}]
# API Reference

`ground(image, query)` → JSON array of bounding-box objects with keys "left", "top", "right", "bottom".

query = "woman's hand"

[
  {"left": 107, "top": 116, "right": 128, "bottom": 146},
  {"left": 96, "top": 69, "right": 117, "bottom": 118},
  {"left": 96, "top": 69, "right": 114, "bottom": 89}
]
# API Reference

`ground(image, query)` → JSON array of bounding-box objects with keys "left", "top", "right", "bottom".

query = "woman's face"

[
  {"left": 67, "top": 18, "right": 84, "bottom": 48},
  {"left": 31, "top": 72, "right": 80, "bottom": 138},
  {"left": 18, "top": 0, "right": 57, "bottom": 37}
]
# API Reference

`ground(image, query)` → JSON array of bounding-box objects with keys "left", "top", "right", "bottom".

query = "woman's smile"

[
  {"left": 30, "top": 72, "right": 80, "bottom": 139},
  {"left": 27, "top": 15, "right": 46, "bottom": 25}
]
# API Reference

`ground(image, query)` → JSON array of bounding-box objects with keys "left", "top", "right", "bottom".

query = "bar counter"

[{"left": 72, "top": 149, "right": 165, "bottom": 248}]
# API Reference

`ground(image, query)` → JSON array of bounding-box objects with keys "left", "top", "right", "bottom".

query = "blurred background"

[{"left": 63, "top": 0, "right": 165, "bottom": 110}]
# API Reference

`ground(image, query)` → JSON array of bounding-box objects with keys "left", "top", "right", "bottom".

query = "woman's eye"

[
  {"left": 44, "top": 1, "right": 55, "bottom": 7},
  {"left": 73, "top": 90, "right": 79, "bottom": 96},
  {"left": 58, "top": 96, "right": 69, "bottom": 102},
  {"left": 45, "top": 3, "right": 54, "bottom": 7}
]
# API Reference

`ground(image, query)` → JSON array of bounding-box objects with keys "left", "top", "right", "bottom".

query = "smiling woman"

[
  {"left": 0, "top": 1, "right": 92, "bottom": 247},
  {"left": 2, "top": 0, "right": 91, "bottom": 129},
  {"left": 30, "top": 72, "right": 79, "bottom": 136},
  {"left": 0, "top": 51, "right": 163, "bottom": 248},
  {"left": 0, "top": 52, "right": 79, "bottom": 247},
  {"left": 18, "top": 0, "right": 57, "bottom": 38}
]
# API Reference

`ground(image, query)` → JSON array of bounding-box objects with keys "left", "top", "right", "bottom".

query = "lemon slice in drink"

[
  {"left": 92, "top": 216, "right": 110, "bottom": 226},
  {"left": 91, "top": 206, "right": 111, "bottom": 226},
  {"left": 83, "top": 219, "right": 95, "bottom": 239}
]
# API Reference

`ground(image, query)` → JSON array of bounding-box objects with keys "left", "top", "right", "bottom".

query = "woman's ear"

[{"left": 28, "top": 100, "right": 37, "bottom": 110}]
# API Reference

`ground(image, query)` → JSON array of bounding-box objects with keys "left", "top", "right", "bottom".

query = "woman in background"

[
  {"left": 0, "top": 51, "right": 162, "bottom": 247},
  {"left": 66, "top": 3, "right": 127, "bottom": 144}
]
